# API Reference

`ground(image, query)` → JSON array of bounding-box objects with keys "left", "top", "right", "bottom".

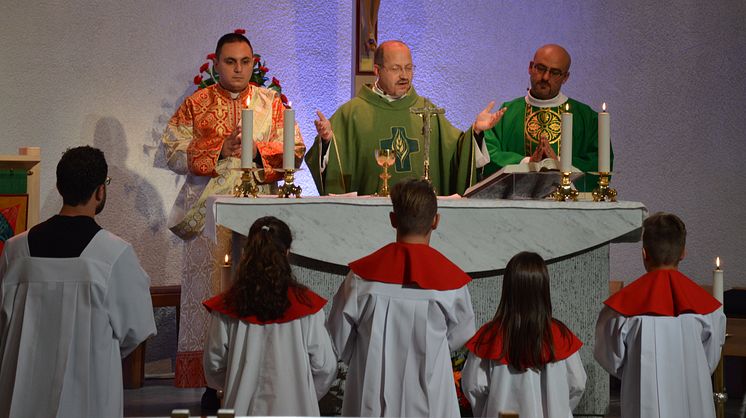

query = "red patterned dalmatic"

[{"left": 161, "top": 82, "right": 304, "bottom": 387}]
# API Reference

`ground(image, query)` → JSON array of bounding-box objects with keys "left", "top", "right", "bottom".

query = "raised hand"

[
  {"left": 221, "top": 126, "right": 242, "bottom": 158},
  {"left": 473, "top": 101, "right": 507, "bottom": 134},
  {"left": 314, "top": 110, "right": 333, "bottom": 143}
]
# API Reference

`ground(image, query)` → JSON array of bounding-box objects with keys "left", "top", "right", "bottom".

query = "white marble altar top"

[{"left": 206, "top": 196, "right": 647, "bottom": 273}]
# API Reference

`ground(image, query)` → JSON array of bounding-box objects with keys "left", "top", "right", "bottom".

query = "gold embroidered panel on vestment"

[{"left": 523, "top": 103, "right": 565, "bottom": 156}]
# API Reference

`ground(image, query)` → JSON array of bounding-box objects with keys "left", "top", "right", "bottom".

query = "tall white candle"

[
  {"left": 598, "top": 102, "right": 611, "bottom": 172},
  {"left": 283, "top": 103, "right": 295, "bottom": 170},
  {"left": 560, "top": 103, "right": 573, "bottom": 172},
  {"left": 713, "top": 257, "right": 724, "bottom": 304},
  {"left": 241, "top": 97, "right": 254, "bottom": 168}
]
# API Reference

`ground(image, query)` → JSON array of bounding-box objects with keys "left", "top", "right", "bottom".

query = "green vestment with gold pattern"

[
  {"left": 482, "top": 96, "right": 613, "bottom": 191},
  {"left": 305, "top": 86, "right": 477, "bottom": 196}
]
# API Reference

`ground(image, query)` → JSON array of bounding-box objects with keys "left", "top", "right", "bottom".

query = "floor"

[{"left": 123, "top": 378, "right": 746, "bottom": 417}]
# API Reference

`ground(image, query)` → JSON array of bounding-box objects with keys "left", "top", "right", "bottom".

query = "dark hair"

[
  {"left": 474, "top": 252, "right": 571, "bottom": 371},
  {"left": 373, "top": 40, "right": 407, "bottom": 66},
  {"left": 56, "top": 146, "right": 108, "bottom": 207},
  {"left": 390, "top": 178, "right": 437, "bottom": 236},
  {"left": 224, "top": 216, "right": 308, "bottom": 321},
  {"left": 642, "top": 212, "right": 686, "bottom": 268},
  {"left": 215, "top": 33, "right": 253, "bottom": 59}
]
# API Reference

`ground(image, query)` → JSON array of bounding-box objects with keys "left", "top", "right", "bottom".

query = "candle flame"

[
  {"left": 287, "top": 101, "right": 293, "bottom": 109},
  {"left": 565, "top": 103, "right": 570, "bottom": 111},
  {"left": 224, "top": 254, "right": 230, "bottom": 264},
  {"left": 716, "top": 256, "right": 720, "bottom": 269},
  {"left": 602, "top": 102, "right": 607, "bottom": 112},
  {"left": 245, "top": 96, "right": 251, "bottom": 108}
]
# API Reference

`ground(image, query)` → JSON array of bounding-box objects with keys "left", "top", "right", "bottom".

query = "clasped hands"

[{"left": 221, "top": 126, "right": 258, "bottom": 159}]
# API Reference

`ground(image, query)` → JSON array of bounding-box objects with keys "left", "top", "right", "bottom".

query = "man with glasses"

[
  {"left": 306, "top": 40, "right": 506, "bottom": 196},
  {"left": 0, "top": 146, "right": 156, "bottom": 417},
  {"left": 482, "top": 44, "right": 612, "bottom": 190}
]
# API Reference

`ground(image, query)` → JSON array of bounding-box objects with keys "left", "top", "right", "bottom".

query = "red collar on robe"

[
  {"left": 203, "top": 287, "right": 326, "bottom": 325},
  {"left": 348, "top": 242, "right": 471, "bottom": 291},
  {"left": 604, "top": 269, "right": 721, "bottom": 317},
  {"left": 465, "top": 320, "right": 582, "bottom": 365}
]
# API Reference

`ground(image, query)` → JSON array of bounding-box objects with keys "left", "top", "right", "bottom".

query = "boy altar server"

[
  {"left": 326, "top": 178, "right": 476, "bottom": 417},
  {"left": 594, "top": 212, "right": 726, "bottom": 418}
]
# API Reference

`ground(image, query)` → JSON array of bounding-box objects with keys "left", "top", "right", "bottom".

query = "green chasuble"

[
  {"left": 305, "top": 86, "right": 477, "bottom": 196},
  {"left": 482, "top": 94, "right": 613, "bottom": 191}
]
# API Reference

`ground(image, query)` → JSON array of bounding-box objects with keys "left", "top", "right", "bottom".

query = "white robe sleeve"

[
  {"left": 305, "top": 309, "right": 338, "bottom": 399},
  {"left": 565, "top": 351, "right": 587, "bottom": 411},
  {"left": 106, "top": 245, "right": 156, "bottom": 357},
  {"left": 203, "top": 311, "right": 229, "bottom": 391},
  {"left": 461, "top": 352, "right": 490, "bottom": 417},
  {"left": 326, "top": 272, "right": 358, "bottom": 364},
  {"left": 701, "top": 309, "right": 727, "bottom": 373},
  {"left": 446, "top": 286, "right": 476, "bottom": 350},
  {"left": 473, "top": 136, "right": 490, "bottom": 168},
  {"left": 594, "top": 305, "right": 628, "bottom": 378}
]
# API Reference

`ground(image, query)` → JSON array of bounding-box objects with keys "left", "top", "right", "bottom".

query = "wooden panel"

[{"left": 724, "top": 318, "right": 746, "bottom": 357}]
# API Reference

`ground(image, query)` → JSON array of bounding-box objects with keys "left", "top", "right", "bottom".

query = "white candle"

[
  {"left": 220, "top": 254, "right": 232, "bottom": 293},
  {"left": 283, "top": 103, "right": 295, "bottom": 170},
  {"left": 560, "top": 103, "right": 573, "bottom": 172},
  {"left": 598, "top": 102, "right": 611, "bottom": 172},
  {"left": 712, "top": 257, "right": 724, "bottom": 304},
  {"left": 241, "top": 97, "right": 254, "bottom": 168}
]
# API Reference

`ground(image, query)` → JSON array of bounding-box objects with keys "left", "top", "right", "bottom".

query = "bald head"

[
  {"left": 533, "top": 44, "right": 571, "bottom": 71},
  {"left": 528, "top": 44, "right": 571, "bottom": 100},
  {"left": 374, "top": 40, "right": 410, "bottom": 66}
]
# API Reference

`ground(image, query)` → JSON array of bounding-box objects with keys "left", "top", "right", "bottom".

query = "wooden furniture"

[
  {"left": 0, "top": 147, "right": 41, "bottom": 228},
  {"left": 122, "top": 285, "right": 181, "bottom": 389}
]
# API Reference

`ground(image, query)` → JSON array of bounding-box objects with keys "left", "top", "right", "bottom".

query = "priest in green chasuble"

[
  {"left": 305, "top": 40, "right": 506, "bottom": 196},
  {"left": 482, "top": 44, "right": 613, "bottom": 191}
]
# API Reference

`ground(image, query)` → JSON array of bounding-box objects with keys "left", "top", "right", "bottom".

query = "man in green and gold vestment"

[
  {"left": 482, "top": 44, "right": 613, "bottom": 191},
  {"left": 305, "top": 40, "right": 506, "bottom": 196}
]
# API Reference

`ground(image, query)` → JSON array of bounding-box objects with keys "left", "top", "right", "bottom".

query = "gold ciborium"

[{"left": 374, "top": 148, "right": 396, "bottom": 197}]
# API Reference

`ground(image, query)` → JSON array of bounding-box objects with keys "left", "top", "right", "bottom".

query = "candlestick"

[
  {"left": 561, "top": 103, "right": 573, "bottom": 172},
  {"left": 283, "top": 103, "right": 295, "bottom": 170},
  {"left": 220, "top": 254, "right": 232, "bottom": 292},
  {"left": 713, "top": 257, "right": 724, "bottom": 304},
  {"left": 598, "top": 102, "right": 610, "bottom": 172},
  {"left": 241, "top": 97, "right": 254, "bottom": 168}
]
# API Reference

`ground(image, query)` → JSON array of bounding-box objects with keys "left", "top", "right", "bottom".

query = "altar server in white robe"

[
  {"left": 462, "top": 251, "right": 586, "bottom": 418},
  {"left": 202, "top": 216, "right": 336, "bottom": 416},
  {"left": 0, "top": 146, "right": 156, "bottom": 418},
  {"left": 594, "top": 212, "right": 725, "bottom": 418},
  {"left": 327, "top": 179, "right": 476, "bottom": 417}
]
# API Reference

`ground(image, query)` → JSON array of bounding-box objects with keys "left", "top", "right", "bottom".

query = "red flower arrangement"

[{"left": 193, "top": 29, "right": 288, "bottom": 106}]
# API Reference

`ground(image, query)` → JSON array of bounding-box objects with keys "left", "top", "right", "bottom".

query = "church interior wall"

[{"left": 1, "top": 0, "right": 744, "bottom": 293}]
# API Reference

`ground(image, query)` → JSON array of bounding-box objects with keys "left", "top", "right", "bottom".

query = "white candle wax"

[
  {"left": 560, "top": 104, "right": 573, "bottom": 172},
  {"left": 241, "top": 97, "right": 254, "bottom": 168},
  {"left": 283, "top": 106, "right": 295, "bottom": 170},
  {"left": 713, "top": 257, "right": 724, "bottom": 304},
  {"left": 598, "top": 103, "right": 611, "bottom": 172}
]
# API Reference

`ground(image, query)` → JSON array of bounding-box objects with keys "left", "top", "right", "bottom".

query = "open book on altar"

[{"left": 464, "top": 159, "right": 584, "bottom": 200}]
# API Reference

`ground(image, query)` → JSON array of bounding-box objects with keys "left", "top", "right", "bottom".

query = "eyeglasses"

[
  {"left": 104, "top": 176, "right": 111, "bottom": 186},
  {"left": 381, "top": 65, "right": 415, "bottom": 75},
  {"left": 531, "top": 62, "right": 565, "bottom": 78}
]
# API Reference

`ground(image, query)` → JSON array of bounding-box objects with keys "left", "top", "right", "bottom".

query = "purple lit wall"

[{"left": 1, "top": 1, "right": 744, "bottom": 289}]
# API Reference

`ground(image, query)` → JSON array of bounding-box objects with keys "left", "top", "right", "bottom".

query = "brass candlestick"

[
  {"left": 592, "top": 172, "right": 617, "bottom": 202},
  {"left": 233, "top": 168, "right": 263, "bottom": 198},
  {"left": 278, "top": 169, "right": 302, "bottom": 198},
  {"left": 552, "top": 172, "right": 579, "bottom": 201},
  {"left": 713, "top": 354, "right": 727, "bottom": 418}
]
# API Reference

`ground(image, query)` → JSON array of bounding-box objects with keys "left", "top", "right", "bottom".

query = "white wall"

[{"left": 2, "top": 0, "right": 744, "bottom": 288}]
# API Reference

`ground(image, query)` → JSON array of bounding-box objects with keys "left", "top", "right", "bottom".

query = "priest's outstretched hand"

[
  {"left": 314, "top": 110, "right": 333, "bottom": 143},
  {"left": 473, "top": 101, "right": 507, "bottom": 134},
  {"left": 220, "top": 125, "right": 258, "bottom": 159}
]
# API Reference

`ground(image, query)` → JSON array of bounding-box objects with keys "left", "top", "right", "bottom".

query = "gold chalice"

[{"left": 374, "top": 148, "right": 396, "bottom": 197}]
